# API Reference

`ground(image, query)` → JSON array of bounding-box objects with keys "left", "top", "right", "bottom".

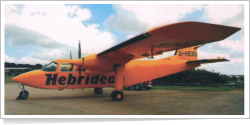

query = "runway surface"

[{"left": 4, "top": 83, "right": 244, "bottom": 115}]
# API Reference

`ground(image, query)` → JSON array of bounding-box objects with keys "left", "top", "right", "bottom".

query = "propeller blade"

[
  {"left": 79, "top": 66, "right": 81, "bottom": 76},
  {"left": 78, "top": 40, "right": 81, "bottom": 59},
  {"left": 70, "top": 50, "right": 72, "bottom": 59},
  {"left": 78, "top": 40, "right": 82, "bottom": 76}
]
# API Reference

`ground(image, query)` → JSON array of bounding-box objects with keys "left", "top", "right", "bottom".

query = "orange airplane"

[{"left": 12, "top": 21, "right": 240, "bottom": 101}]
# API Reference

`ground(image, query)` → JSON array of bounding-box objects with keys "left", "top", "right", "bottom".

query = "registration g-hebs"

[{"left": 178, "top": 51, "right": 197, "bottom": 57}]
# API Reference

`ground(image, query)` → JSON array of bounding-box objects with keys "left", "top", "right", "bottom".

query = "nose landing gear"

[
  {"left": 94, "top": 88, "right": 103, "bottom": 94},
  {"left": 16, "top": 84, "right": 29, "bottom": 100}
]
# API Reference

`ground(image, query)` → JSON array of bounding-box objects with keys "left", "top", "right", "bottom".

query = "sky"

[{"left": 2, "top": 2, "right": 247, "bottom": 75}]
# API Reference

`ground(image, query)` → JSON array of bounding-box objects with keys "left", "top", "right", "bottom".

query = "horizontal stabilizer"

[{"left": 187, "top": 58, "right": 229, "bottom": 64}]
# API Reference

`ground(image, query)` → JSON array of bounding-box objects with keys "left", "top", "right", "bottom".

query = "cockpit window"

[
  {"left": 42, "top": 61, "right": 58, "bottom": 72},
  {"left": 60, "top": 63, "right": 74, "bottom": 72}
]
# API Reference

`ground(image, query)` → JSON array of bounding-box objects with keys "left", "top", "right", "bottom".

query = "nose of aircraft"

[
  {"left": 12, "top": 70, "right": 40, "bottom": 85},
  {"left": 11, "top": 70, "right": 47, "bottom": 88},
  {"left": 12, "top": 74, "right": 27, "bottom": 84}
]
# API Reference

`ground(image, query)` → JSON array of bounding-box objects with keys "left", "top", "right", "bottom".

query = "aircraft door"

[{"left": 57, "top": 63, "right": 78, "bottom": 89}]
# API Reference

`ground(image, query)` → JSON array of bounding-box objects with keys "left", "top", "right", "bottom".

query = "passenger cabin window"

[
  {"left": 60, "top": 63, "right": 74, "bottom": 72},
  {"left": 42, "top": 61, "right": 58, "bottom": 72}
]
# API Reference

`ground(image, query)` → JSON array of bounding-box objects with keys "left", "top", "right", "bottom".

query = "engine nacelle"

[
  {"left": 84, "top": 54, "right": 113, "bottom": 72},
  {"left": 72, "top": 54, "right": 113, "bottom": 74}
]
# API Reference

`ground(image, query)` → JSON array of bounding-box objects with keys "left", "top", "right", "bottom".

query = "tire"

[
  {"left": 123, "top": 87, "right": 131, "bottom": 90},
  {"left": 94, "top": 88, "right": 103, "bottom": 94},
  {"left": 111, "top": 91, "right": 124, "bottom": 101},
  {"left": 145, "top": 87, "right": 151, "bottom": 90},
  {"left": 18, "top": 90, "right": 29, "bottom": 100},
  {"left": 134, "top": 83, "right": 142, "bottom": 90}
]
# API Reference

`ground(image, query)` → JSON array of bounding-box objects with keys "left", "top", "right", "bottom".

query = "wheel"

[
  {"left": 123, "top": 87, "right": 131, "bottom": 90},
  {"left": 111, "top": 91, "right": 124, "bottom": 101},
  {"left": 18, "top": 90, "right": 29, "bottom": 100},
  {"left": 145, "top": 87, "right": 151, "bottom": 90},
  {"left": 134, "top": 83, "right": 142, "bottom": 90},
  {"left": 94, "top": 88, "right": 103, "bottom": 94}
]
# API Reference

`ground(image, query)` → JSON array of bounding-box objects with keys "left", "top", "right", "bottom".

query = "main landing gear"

[
  {"left": 94, "top": 88, "right": 123, "bottom": 101},
  {"left": 111, "top": 91, "right": 124, "bottom": 101},
  {"left": 16, "top": 84, "right": 29, "bottom": 100}
]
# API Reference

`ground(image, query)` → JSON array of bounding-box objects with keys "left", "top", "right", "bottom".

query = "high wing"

[{"left": 98, "top": 21, "right": 240, "bottom": 60}]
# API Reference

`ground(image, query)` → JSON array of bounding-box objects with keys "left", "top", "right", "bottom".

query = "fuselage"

[{"left": 12, "top": 57, "right": 200, "bottom": 90}]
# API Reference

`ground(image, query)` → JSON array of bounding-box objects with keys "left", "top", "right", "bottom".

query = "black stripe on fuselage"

[{"left": 97, "top": 32, "right": 153, "bottom": 56}]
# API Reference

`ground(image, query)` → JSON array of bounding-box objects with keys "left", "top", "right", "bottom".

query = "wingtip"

[
  {"left": 218, "top": 57, "right": 229, "bottom": 61},
  {"left": 236, "top": 27, "right": 241, "bottom": 31}
]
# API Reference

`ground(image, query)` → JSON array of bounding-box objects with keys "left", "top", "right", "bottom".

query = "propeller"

[
  {"left": 70, "top": 50, "right": 72, "bottom": 59},
  {"left": 71, "top": 40, "right": 84, "bottom": 74},
  {"left": 78, "top": 40, "right": 81, "bottom": 76}
]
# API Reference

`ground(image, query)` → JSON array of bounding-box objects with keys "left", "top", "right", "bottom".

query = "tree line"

[
  {"left": 5, "top": 62, "right": 44, "bottom": 76},
  {"left": 153, "top": 69, "right": 244, "bottom": 85},
  {"left": 5, "top": 62, "right": 43, "bottom": 70}
]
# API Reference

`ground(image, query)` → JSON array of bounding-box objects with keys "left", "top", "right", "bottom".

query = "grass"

[
  {"left": 5, "top": 76, "right": 17, "bottom": 83},
  {"left": 152, "top": 85, "right": 235, "bottom": 91}
]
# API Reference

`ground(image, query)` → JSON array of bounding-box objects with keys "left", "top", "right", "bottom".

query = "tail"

[{"left": 172, "top": 46, "right": 198, "bottom": 61}]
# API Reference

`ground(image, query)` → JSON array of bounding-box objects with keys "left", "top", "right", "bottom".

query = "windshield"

[{"left": 42, "top": 61, "right": 58, "bottom": 72}]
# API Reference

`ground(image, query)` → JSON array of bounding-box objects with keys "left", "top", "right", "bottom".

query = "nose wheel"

[
  {"left": 94, "top": 88, "right": 103, "bottom": 94},
  {"left": 16, "top": 85, "right": 29, "bottom": 100}
]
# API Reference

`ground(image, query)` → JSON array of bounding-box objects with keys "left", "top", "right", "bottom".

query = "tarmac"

[{"left": 4, "top": 83, "right": 244, "bottom": 115}]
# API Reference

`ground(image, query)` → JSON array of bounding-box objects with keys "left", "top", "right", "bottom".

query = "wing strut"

[
  {"left": 147, "top": 45, "right": 154, "bottom": 59},
  {"left": 151, "top": 45, "right": 154, "bottom": 58}
]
